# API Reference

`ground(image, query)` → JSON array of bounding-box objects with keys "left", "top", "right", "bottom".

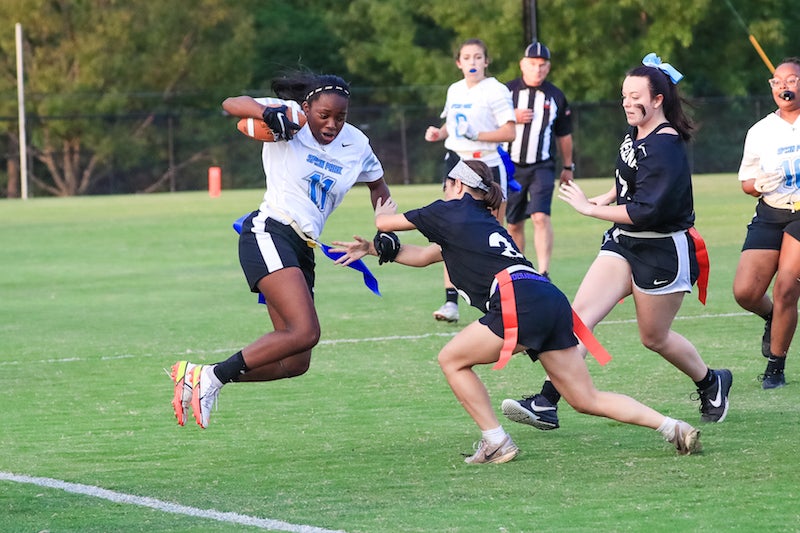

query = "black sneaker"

[
  {"left": 761, "top": 315, "right": 772, "bottom": 358},
  {"left": 501, "top": 394, "right": 559, "bottom": 430},
  {"left": 696, "top": 369, "right": 733, "bottom": 423},
  {"left": 759, "top": 368, "right": 786, "bottom": 390}
]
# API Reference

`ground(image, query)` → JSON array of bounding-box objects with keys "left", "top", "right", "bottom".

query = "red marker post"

[{"left": 208, "top": 166, "right": 221, "bottom": 197}]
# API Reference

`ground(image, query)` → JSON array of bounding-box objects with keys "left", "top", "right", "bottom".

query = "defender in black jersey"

[
  {"left": 334, "top": 160, "right": 701, "bottom": 464},
  {"left": 504, "top": 54, "right": 732, "bottom": 431}
]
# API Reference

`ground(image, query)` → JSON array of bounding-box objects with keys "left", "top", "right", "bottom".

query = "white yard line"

[
  {"left": 0, "top": 472, "right": 345, "bottom": 533},
  {"left": 0, "top": 312, "right": 753, "bottom": 367}
]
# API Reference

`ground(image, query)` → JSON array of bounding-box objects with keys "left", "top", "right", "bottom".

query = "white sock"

[
  {"left": 481, "top": 426, "right": 507, "bottom": 445},
  {"left": 657, "top": 417, "right": 678, "bottom": 441},
  {"left": 205, "top": 365, "right": 224, "bottom": 388}
]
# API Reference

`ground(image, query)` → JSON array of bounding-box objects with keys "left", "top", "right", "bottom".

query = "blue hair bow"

[{"left": 642, "top": 53, "right": 683, "bottom": 84}]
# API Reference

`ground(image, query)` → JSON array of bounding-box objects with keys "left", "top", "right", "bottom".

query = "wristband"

[{"left": 563, "top": 164, "right": 575, "bottom": 171}]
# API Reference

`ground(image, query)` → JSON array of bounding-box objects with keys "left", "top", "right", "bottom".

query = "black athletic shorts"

[
  {"left": 479, "top": 277, "right": 577, "bottom": 360},
  {"left": 742, "top": 200, "right": 800, "bottom": 251},
  {"left": 600, "top": 228, "right": 697, "bottom": 294},
  {"left": 238, "top": 212, "right": 316, "bottom": 296},
  {"left": 506, "top": 162, "right": 556, "bottom": 224}
]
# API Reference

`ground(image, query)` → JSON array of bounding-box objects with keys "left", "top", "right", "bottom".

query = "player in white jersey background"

[
  {"left": 170, "top": 72, "right": 392, "bottom": 429},
  {"left": 424, "top": 38, "right": 516, "bottom": 323},
  {"left": 733, "top": 57, "right": 800, "bottom": 389}
]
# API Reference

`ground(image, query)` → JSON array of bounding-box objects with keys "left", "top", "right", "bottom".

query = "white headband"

[
  {"left": 448, "top": 160, "right": 489, "bottom": 192},
  {"left": 305, "top": 85, "right": 351, "bottom": 101}
]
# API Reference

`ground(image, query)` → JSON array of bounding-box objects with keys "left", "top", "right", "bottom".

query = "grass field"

[{"left": 1, "top": 176, "right": 799, "bottom": 532}]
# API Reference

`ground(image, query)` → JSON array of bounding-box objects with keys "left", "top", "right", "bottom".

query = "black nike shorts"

[{"left": 238, "top": 212, "right": 316, "bottom": 295}]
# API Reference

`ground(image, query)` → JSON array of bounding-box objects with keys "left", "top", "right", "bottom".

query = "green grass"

[{"left": 1, "top": 176, "right": 799, "bottom": 532}]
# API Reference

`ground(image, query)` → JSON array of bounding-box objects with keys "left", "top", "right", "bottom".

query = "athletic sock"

[
  {"left": 767, "top": 355, "right": 786, "bottom": 373},
  {"left": 212, "top": 351, "right": 248, "bottom": 383},
  {"left": 481, "top": 426, "right": 508, "bottom": 446},
  {"left": 657, "top": 416, "right": 678, "bottom": 441},
  {"left": 693, "top": 368, "right": 715, "bottom": 390},
  {"left": 541, "top": 379, "right": 561, "bottom": 405},
  {"left": 761, "top": 311, "right": 773, "bottom": 322},
  {"left": 445, "top": 288, "right": 459, "bottom": 304}
]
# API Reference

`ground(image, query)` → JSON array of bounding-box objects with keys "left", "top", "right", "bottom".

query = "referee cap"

[{"left": 524, "top": 42, "right": 551, "bottom": 60}]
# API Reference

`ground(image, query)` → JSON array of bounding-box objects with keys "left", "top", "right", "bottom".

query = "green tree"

[{"left": 0, "top": 0, "right": 255, "bottom": 196}]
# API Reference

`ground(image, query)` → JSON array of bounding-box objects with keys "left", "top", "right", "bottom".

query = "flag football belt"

[
  {"left": 233, "top": 211, "right": 381, "bottom": 299},
  {"left": 762, "top": 199, "right": 800, "bottom": 212},
  {"left": 611, "top": 227, "right": 709, "bottom": 306},
  {"left": 491, "top": 265, "right": 612, "bottom": 370},
  {"left": 455, "top": 149, "right": 491, "bottom": 160}
]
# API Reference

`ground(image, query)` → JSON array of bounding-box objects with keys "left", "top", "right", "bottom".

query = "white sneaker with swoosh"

[{"left": 464, "top": 435, "right": 519, "bottom": 464}]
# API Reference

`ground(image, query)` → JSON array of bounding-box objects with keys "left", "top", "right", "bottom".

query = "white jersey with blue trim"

[
  {"left": 440, "top": 77, "right": 515, "bottom": 166},
  {"left": 739, "top": 111, "right": 800, "bottom": 208},
  {"left": 254, "top": 98, "right": 384, "bottom": 240}
]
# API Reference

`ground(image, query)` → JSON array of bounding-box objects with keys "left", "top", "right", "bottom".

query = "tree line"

[{"left": 0, "top": 0, "right": 796, "bottom": 196}]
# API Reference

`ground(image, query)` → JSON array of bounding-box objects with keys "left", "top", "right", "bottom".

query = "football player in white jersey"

[
  {"left": 170, "top": 73, "right": 391, "bottom": 428},
  {"left": 424, "top": 38, "right": 516, "bottom": 323},
  {"left": 733, "top": 57, "right": 800, "bottom": 389}
]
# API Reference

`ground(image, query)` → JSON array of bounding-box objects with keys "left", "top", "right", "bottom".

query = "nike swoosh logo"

[
  {"left": 653, "top": 279, "right": 669, "bottom": 286},
  {"left": 342, "top": 142, "right": 352, "bottom": 147},
  {"left": 484, "top": 446, "right": 501, "bottom": 461},
  {"left": 709, "top": 375, "right": 723, "bottom": 408},
  {"left": 530, "top": 404, "right": 555, "bottom": 412}
]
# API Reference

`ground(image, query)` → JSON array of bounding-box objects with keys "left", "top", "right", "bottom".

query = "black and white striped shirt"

[{"left": 505, "top": 79, "right": 572, "bottom": 165}]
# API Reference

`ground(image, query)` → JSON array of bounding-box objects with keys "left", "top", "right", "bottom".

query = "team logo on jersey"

[{"left": 619, "top": 133, "right": 638, "bottom": 170}]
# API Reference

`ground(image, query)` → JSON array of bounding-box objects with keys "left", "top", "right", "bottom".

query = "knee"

[
  {"left": 773, "top": 277, "right": 800, "bottom": 309},
  {"left": 733, "top": 285, "right": 759, "bottom": 308},
  {"left": 639, "top": 332, "right": 667, "bottom": 353},
  {"left": 531, "top": 212, "right": 548, "bottom": 227},
  {"left": 292, "top": 321, "right": 321, "bottom": 353},
  {"left": 282, "top": 353, "right": 312, "bottom": 377},
  {"left": 565, "top": 393, "right": 594, "bottom": 415},
  {"left": 437, "top": 348, "right": 463, "bottom": 375}
]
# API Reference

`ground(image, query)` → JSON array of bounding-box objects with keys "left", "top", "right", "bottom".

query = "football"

[{"left": 236, "top": 105, "right": 306, "bottom": 142}]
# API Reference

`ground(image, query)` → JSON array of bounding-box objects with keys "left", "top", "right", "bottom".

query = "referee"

[{"left": 505, "top": 42, "right": 574, "bottom": 278}]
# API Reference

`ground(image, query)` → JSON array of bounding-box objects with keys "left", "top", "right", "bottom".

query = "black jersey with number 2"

[{"left": 404, "top": 195, "right": 534, "bottom": 310}]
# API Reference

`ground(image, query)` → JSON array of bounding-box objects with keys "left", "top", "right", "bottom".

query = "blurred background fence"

[{"left": 0, "top": 94, "right": 774, "bottom": 197}]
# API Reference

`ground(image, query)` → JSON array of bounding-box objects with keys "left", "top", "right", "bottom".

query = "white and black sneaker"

[
  {"left": 696, "top": 369, "right": 732, "bottom": 423},
  {"left": 501, "top": 394, "right": 559, "bottom": 430}
]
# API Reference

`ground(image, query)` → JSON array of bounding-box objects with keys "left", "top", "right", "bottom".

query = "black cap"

[{"left": 524, "top": 42, "right": 550, "bottom": 60}]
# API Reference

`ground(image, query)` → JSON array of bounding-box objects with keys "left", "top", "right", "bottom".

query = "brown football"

[{"left": 236, "top": 105, "right": 306, "bottom": 142}]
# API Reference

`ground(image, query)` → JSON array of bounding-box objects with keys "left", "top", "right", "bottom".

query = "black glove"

[
  {"left": 373, "top": 231, "right": 401, "bottom": 265},
  {"left": 262, "top": 105, "right": 301, "bottom": 141}
]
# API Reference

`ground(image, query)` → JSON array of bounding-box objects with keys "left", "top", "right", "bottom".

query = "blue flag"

[{"left": 233, "top": 214, "right": 381, "bottom": 304}]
